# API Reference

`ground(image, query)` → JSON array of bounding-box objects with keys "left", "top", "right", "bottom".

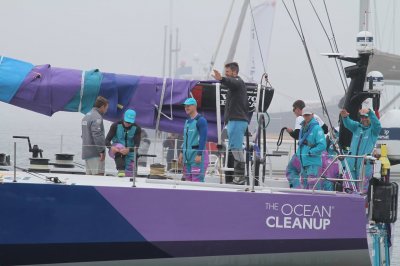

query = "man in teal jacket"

[
  {"left": 340, "top": 108, "right": 381, "bottom": 193},
  {"left": 179, "top": 98, "right": 209, "bottom": 182},
  {"left": 106, "top": 109, "right": 141, "bottom": 177},
  {"left": 296, "top": 108, "right": 327, "bottom": 190}
]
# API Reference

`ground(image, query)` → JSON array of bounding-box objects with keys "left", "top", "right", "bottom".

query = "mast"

[
  {"left": 359, "top": 0, "right": 370, "bottom": 31},
  {"left": 162, "top": 25, "right": 167, "bottom": 77},
  {"left": 168, "top": 0, "right": 173, "bottom": 77},
  {"left": 226, "top": 0, "right": 250, "bottom": 63},
  {"left": 173, "top": 28, "right": 180, "bottom": 77},
  {"left": 337, "top": 53, "right": 377, "bottom": 149}
]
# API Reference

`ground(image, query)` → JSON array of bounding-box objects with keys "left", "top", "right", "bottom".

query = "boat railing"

[
  {"left": 145, "top": 177, "right": 341, "bottom": 195},
  {"left": 312, "top": 153, "right": 377, "bottom": 193}
]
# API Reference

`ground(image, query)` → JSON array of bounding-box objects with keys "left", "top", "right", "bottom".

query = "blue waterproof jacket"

[
  {"left": 182, "top": 115, "right": 207, "bottom": 165},
  {"left": 296, "top": 117, "right": 326, "bottom": 167},
  {"left": 343, "top": 109, "right": 381, "bottom": 173},
  {"left": 113, "top": 124, "right": 136, "bottom": 148}
]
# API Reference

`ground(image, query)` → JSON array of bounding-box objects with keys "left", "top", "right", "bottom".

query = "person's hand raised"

[
  {"left": 359, "top": 108, "right": 370, "bottom": 116},
  {"left": 212, "top": 69, "right": 222, "bottom": 81},
  {"left": 340, "top": 109, "right": 349, "bottom": 118}
]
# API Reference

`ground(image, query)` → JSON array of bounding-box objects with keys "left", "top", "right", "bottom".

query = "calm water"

[{"left": 0, "top": 103, "right": 399, "bottom": 264}]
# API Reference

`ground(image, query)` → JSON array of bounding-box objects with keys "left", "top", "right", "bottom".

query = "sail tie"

[{"left": 78, "top": 71, "right": 85, "bottom": 113}]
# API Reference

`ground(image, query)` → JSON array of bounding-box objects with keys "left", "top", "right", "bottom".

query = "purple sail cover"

[
  {"left": 125, "top": 77, "right": 198, "bottom": 129},
  {"left": 99, "top": 73, "right": 140, "bottom": 121},
  {"left": 5, "top": 56, "right": 226, "bottom": 140},
  {"left": 10, "top": 65, "right": 81, "bottom": 116},
  {"left": 11, "top": 65, "right": 45, "bottom": 102},
  {"left": 125, "top": 76, "right": 158, "bottom": 128},
  {"left": 154, "top": 78, "right": 196, "bottom": 105}
]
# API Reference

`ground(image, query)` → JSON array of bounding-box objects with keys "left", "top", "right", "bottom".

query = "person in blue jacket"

[
  {"left": 106, "top": 109, "right": 141, "bottom": 177},
  {"left": 296, "top": 108, "right": 327, "bottom": 190},
  {"left": 178, "top": 98, "right": 209, "bottom": 182},
  {"left": 340, "top": 108, "right": 381, "bottom": 193}
]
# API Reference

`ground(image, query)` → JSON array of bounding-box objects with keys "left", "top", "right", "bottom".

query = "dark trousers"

[
  {"left": 114, "top": 153, "right": 126, "bottom": 171},
  {"left": 225, "top": 151, "right": 235, "bottom": 183}
]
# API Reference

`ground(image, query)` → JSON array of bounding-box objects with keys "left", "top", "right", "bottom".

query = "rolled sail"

[{"left": 0, "top": 56, "right": 274, "bottom": 142}]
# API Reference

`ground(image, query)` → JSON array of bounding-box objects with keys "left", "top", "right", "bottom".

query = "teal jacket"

[
  {"left": 296, "top": 117, "right": 327, "bottom": 167},
  {"left": 182, "top": 115, "right": 208, "bottom": 164},
  {"left": 105, "top": 121, "right": 141, "bottom": 154},
  {"left": 343, "top": 109, "right": 381, "bottom": 172}
]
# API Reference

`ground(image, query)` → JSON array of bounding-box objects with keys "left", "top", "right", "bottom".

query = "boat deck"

[{"left": 0, "top": 169, "right": 363, "bottom": 198}]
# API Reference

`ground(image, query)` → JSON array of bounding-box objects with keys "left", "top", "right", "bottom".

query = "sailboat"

[
  {"left": 0, "top": 1, "right": 398, "bottom": 266},
  {"left": 0, "top": 39, "right": 396, "bottom": 266}
]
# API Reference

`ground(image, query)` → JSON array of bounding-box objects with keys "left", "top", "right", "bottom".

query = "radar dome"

[
  {"left": 356, "top": 31, "right": 374, "bottom": 54},
  {"left": 366, "top": 71, "right": 384, "bottom": 91}
]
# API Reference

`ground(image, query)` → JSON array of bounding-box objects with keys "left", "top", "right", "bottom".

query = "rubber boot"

[
  {"left": 225, "top": 151, "right": 235, "bottom": 184},
  {"left": 232, "top": 161, "right": 246, "bottom": 185}
]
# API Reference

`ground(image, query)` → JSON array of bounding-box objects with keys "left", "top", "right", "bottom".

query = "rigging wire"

[
  {"left": 207, "top": 0, "right": 235, "bottom": 78},
  {"left": 282, "top": 0, "right": 334, "bottom": 130},
  {"left": 249, "top": 1, "right": 267, "bottom": 77},
  {"left": 322, "top": 0, "right": 348, "bottom": 90},
  {"left": 308, "top": 0, "right": 347, "bottom": 93},
  {"left": 292, "top": 0, "right": 329, "bottom": 121},
  {"left": 393, "top": 0, "right": 396, "bottom": 53},
  {"left": 248, "top": 3, "right": 275, "bottom": 137},
  {"left": 282, "top": 1, "right": 303, "bottom": 40}
]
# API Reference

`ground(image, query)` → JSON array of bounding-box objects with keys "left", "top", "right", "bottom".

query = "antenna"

[
  {"left": 358, "top": 0, "right": 370, "bottom": 31},
  {"left": 364, "top": 10, "right": 368, "bottom": 31}
]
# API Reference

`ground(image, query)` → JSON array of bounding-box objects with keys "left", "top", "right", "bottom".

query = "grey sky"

[{"left": 0, "top": 0, "right": 397, "bottom": 118}]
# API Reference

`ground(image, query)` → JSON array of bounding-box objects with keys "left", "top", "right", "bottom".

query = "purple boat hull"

[{"left": 0, "top": 182, "right": 371, "bottom": 265}]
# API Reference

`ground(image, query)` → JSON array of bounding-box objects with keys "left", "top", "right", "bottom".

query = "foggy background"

[{"left": 1, "top": 0, "right": 364, "bottom": 109}]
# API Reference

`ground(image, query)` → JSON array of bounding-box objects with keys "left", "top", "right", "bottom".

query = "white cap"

[{"left": 302, "top": 107, "right": 313, "bottom": 115}]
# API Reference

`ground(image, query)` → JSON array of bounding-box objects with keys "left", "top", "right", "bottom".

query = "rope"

[
  {"left": 276, "top": 126, "right": 296, "bottom": 153},
  {"left": 149, "top": 163, "right": 166, "bottom": 177},
  {"left": 249, "top": 1, "right": 267, "bottom": 76},
  {"left": 277, "top": 127, "right": 287, "bottom": 147}
]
